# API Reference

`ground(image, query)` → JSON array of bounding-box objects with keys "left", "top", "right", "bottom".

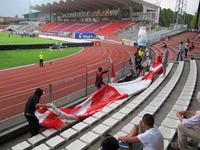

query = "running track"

[
  {"left": 1, "top": 32, "right": 200, "bottom": 121},
  {"left": 0, "top": 42, "right": 136, "bottom": 121}
]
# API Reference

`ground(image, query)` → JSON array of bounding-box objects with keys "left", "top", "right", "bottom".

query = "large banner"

[{"left": 36, "top": 58, "right": 163, "bottom": 128}]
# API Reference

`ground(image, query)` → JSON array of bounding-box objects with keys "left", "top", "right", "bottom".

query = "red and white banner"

[{"left": 36, "top": 57, "right": 163, "bottom": 128}]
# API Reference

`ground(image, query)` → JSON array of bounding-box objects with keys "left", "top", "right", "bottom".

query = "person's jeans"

[
  {"left": 176, "top": 52, "right": 183, "bottom": 61},
  {"left": 25, "top": 114, "right": 40, "bottom": 136}
]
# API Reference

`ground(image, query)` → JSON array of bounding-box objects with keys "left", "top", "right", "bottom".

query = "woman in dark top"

[{"left": 24, "top": 88, "right": 49, "bottom": 136}]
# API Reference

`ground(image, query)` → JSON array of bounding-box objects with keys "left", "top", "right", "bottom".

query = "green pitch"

[
  {"left": 0, "top": 32, "right": 58, "bottom": 45},
  {"left": 0, "top": 48, "right": 81, "bottom": 69}
]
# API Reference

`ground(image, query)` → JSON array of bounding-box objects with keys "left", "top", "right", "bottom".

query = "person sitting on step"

[{"left": 118, "top": 114, "right": 164, "bottom": 150}]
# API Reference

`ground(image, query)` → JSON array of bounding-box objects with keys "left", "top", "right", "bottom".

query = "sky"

[{"left": 0, "top": 0, "right": 199, "bottom": 17}]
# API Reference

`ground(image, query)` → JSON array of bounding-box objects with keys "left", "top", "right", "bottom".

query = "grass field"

[
  {"left": 0, "top": 32, "right": 58, "bottom": 45},
  {"left": 0, "top": 48, "right": 81, "bottom": 69}
]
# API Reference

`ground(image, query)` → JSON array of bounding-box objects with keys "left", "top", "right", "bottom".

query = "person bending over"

[{"left": 24, "top": 88, "right": 49, "bottom": 136}]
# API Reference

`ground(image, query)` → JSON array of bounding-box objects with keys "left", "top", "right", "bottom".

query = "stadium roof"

[{"left": 34, "top": 0, "right": 159, "bottom": 13}]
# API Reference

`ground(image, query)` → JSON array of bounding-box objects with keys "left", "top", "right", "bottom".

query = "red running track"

[{"left": 0, "top": 42, "right": 136, "bottom": 121}]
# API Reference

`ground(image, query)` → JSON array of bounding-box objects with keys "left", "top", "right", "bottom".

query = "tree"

[
  {"left": 159, "top": 8, "right": 175, "bottom": 26},
  {"left": 159, "top": 8, "right": 195, "bottom": 28},
  {"left": 191, "top": 12, "right": 200, "bottom": 28}
]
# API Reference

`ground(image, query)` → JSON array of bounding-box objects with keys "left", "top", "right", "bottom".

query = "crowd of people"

[{"left": 176, "top": 39, "right": 195, "bottom": 61}]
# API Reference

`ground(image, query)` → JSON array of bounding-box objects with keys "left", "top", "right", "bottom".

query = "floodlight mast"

[
  {"left": 29, "top": 0, "right": 32, "bottom": 21},
  {"left": 195, "top": 0, "right": 200, "bottom": 28},
  {"left": 174, "top": 0, "right": 187, "bottom": 27}
]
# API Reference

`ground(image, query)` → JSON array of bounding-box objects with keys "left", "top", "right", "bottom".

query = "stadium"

[{"left": 0, "top": 0, "right": 200, "bottom": 149}]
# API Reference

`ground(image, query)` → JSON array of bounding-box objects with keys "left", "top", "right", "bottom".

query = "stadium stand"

[
  {"left": 48, "top": 22, "right": 75, "bottom": 32},
  {"left": 0, "top": 25, "right": 7, "bottom": 31},
  {"left": 10, "top": 62, "right": 174, "bottom": 150},
  {"left": 63, "top": 23, "right": 88, "bottom": 32},
  {"left": 6, "top": 22, "right": 40, "bottom": 33},
  {"left": 159, "top": 60, "right": 197, "bottom": 148},
  {"left": 38, "top": 22, "right": 61, "bottom": 31},
  {"left": 1, "top": 0, "right": 200, "bottom": 149},
  {"left": 37, "top": 21, "right": 110, "bottom": 33},
  {"left": 6, "top": 31, "right": 200, "bottom": 150},
  {"left": 77, "top": 21, "right": 109, "bottom": 32},
  {"left": 96, "top": 21, "right": 131, "bottom": 35}
]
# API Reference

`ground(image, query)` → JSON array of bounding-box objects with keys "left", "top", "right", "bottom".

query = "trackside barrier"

[
  {"left": 149, "top": 26, "right": 188, "bottom": 44},
  {"left": 0, "top": 60, "right": 131, "bottom": 131}
]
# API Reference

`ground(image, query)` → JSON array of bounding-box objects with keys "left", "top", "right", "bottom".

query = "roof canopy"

[{"left": 34, "top": 0, "right": 159, "bottom": 13}]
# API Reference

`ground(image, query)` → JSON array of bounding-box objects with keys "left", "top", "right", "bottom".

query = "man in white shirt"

[
  {"left": 176, "top": 91, "right": 200, "bottom": 150},
  {"left": 118, "top": 114, "right": 164, "bottom": 150}
]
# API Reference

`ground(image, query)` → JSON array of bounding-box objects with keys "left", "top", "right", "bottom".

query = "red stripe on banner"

[
  {"left": 40, "top": 112, "right": 64, "bottom": 129},
  {"left": 71, "top": 84, "right": 128, "bottom": 119},
  {"left": 37, "top": 56, "right": 163, "bottom": 128}
]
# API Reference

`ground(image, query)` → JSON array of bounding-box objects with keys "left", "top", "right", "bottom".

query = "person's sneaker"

[{"left": 118, "top": 140, "right": 129, "bottom": 149}]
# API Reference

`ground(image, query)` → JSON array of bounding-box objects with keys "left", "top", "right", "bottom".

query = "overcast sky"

[{"left": 0, "top": 0, "right": 199, "bottom": 17}]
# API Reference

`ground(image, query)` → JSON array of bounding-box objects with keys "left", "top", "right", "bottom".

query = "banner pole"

[
  {"left": 85, "top": 65, "right": 88, "bottom": 96},
  {"left": 48, "top": 84, "right": 53, "bottom": 103},
  {"left": 122, "top": 62, "right": 125, "bottom": 77},
  {"left": 107, "top": 66, "right": 110, "bottom": 83}
]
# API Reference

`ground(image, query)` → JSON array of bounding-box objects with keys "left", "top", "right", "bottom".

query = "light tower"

[
  {"left": 29, "top": 0, "right": 32, "bottom": 21},
  {"left": 174, "top": 0, "right": 187, "bottom": 27},
  {"left": 155, "top": 0, "right": 161, "bottom": 24}
]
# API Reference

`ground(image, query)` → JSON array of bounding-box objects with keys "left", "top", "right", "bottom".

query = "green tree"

[
  {"left": 191, "top": 12, "right": 200, "bottom": 27},
  {"left": 159, "top": 8, "right": 195, "bottom": 28},
  {"left": 159, "top": 8, "right": 175, "bottom": 27}
]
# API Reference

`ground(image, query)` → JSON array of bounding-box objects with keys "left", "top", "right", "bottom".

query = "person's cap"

[{"left": 100, "top": 135, "right": 119, "bottom": 150}]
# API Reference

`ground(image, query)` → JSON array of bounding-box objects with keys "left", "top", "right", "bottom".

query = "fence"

[
  {"left": 148, "top": 25, "right": 188, "bottom": 44},
  {"left": 0, "top": 59, "right": 131, "bottom": 129}
]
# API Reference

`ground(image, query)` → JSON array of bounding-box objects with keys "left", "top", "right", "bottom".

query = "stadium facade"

[{"left": 31, "top": 0, "right": 160, "bottom": 23}]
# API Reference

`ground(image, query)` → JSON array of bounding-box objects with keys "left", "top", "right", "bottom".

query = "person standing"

[
  {"left": 145, "top": 46, "right": 152, "bottom": 72},
  {"left": 135, "top": 51, "right": 143, "bottom": 77},
  {"left": 95, "top": 67, "right": 108, "bottom": 89},
  {"left": 184, "top": 39, "right": 190, "bottom": 58},
  {"left": 161, "top": 44, "right": 169, "bottom": 77},
  {"left": 24, "top": 88, "right": 49, "bottom": 136},
  {"left": 39, "top": 52, "right": 44, "bottom": 67},
  {"left": 176, "top": 42, "right": 185, "bottom": 61},
  {"left": 189, "top": 42, "right": 195, "bottom": 51}
]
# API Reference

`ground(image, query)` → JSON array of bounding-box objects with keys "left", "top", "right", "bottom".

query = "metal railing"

[
  {"left": 148, "top": 25, "right": 188, "bottom": 44},
  {"left": 132, "top": 12, "right": 156, "bottom": 21},
  {"left": 0, "top": 59, "right": 131, "bottom": 124}
]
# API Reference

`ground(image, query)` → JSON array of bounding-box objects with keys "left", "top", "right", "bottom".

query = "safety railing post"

[
  {"left": 85, "top": 65, "right": 88, "bottom": 96},
  {"left": 107, "top": 67, "right": 110, "bottom": 83},
  {"left": 122, "top": 62, "right": 125, "bottom": 77}
]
